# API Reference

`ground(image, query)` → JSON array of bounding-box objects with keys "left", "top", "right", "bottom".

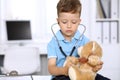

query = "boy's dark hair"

[{"left": 57, "top": 0, "right": 82, "bottom": 17}]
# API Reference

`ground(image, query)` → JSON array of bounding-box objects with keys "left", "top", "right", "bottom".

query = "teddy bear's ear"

[{"left": 77, "top": 46, "right": 83, "bottom": 57}]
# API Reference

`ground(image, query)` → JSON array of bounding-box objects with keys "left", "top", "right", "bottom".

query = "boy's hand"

[
  {"left": 92, "top": 61, "right": 103, "bottom": 72},
  {"left": 63, "top": 56, "right": 78, "bottom": 76},
  {"left": 63, "top": 65, "right": 69, "bottom": 76}
]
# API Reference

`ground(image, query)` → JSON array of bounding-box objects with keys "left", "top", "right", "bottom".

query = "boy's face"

[{"left": 57, "top": 12, "right": 81, "bottom": 39}]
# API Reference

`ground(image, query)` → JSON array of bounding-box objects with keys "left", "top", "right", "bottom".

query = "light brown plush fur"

[{"left": 67, "top": 41, "right": 102, "bottom": 80}]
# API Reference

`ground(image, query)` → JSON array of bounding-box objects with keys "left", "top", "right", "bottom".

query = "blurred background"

[{"left": 0, "top": 0, "right": 120, "bottom": 80}]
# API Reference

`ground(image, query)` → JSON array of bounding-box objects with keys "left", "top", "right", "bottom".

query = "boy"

[{"left": 47, "top": 0, "right": 110, "bottom": 80}]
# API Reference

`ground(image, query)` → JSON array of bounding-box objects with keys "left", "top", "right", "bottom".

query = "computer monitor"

[{"left": 6, "top": 20, "right": 32, "bottom": 44}]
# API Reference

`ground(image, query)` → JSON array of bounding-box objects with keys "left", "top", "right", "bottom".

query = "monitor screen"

[{"left": 6, "top": 20, "right": 32, "bottom": 42}]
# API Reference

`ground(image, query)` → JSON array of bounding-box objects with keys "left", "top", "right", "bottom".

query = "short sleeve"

[{"left": 47, "top": 38, "right": 57, "bottom": 59}]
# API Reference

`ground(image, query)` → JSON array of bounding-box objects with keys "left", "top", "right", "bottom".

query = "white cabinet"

[
  {"left": 92, "top": 0, "right": 120, "bottom": 44},
  {"left": 91, "top": 0, "right": 120, "bottom": 80}
]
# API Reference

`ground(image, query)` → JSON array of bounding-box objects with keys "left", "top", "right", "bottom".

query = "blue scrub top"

[{"left": 47, "top": 30, "right": 89, "bottom": 67}]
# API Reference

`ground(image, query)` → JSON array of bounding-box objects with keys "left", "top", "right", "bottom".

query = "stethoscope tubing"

[{"left": 51, "top": 23, "right": 86, "bottom": 57}]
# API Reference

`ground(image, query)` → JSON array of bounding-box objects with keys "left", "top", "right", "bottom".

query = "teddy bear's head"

[
  {"left": 68, "top": 41, "right": 103, "bottom": 80},
  {"left": 78, "top": 41, "right": 102, "bottom": 66}
]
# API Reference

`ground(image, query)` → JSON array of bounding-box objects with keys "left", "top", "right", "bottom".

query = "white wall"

[
  {"left": 0, "top": 0, "right": 48, "bottom": 52},
  {"left": 0, "top": 0, "right": 47, "bottom": 43},
  {"left": 99, "top": 44, "right": 120, "bottom": 80}
]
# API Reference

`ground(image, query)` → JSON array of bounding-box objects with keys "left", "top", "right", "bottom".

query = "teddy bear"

[{"left": 64, "top": 41, "right": 102, "bottom": 80}]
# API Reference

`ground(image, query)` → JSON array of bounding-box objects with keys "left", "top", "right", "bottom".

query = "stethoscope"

[{"left": 51, "top": 23, "right": 86, "bottom": 57}]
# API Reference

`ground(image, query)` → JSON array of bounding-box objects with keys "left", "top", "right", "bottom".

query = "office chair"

[{"left": 2, "top": 46, "right": 40, "bottom": 75}]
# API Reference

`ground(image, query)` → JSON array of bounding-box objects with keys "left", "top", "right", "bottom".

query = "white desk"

[
  {"left": 32, "top": 75, "right": 51, "bottom": 80},
  {"left": 0, "top": 75, "right": 51, "bottom": 80}
]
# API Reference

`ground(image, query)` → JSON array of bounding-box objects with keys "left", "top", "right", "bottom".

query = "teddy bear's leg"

[
  {"left": 68, "top": 66, "right": 77, "bottom": 80},
  {"left": 68, "top": 65, "right": 82, "bottom": 80}
]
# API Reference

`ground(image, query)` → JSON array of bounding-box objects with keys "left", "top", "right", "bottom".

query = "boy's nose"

[{"left": 67, "top": 22, "right": 72, "bottom": 28}]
